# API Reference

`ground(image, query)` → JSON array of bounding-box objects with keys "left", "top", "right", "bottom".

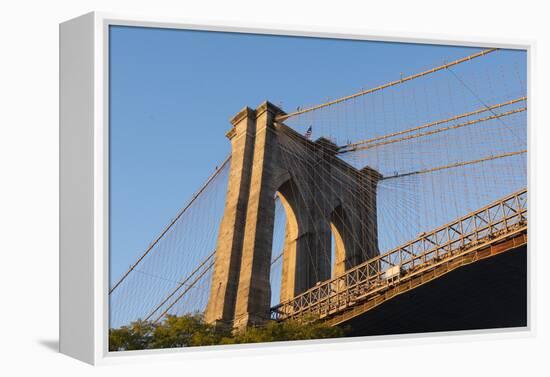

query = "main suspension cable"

[{"left": 276, "top": 48, "right": 498, "bottom": 122}]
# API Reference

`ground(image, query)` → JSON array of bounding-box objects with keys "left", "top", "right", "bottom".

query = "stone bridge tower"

[{"left": 204, "top": 101, "right": 381, "bottom": 330}]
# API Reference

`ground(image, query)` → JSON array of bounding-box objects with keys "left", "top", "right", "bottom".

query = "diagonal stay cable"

[
  {"left": 276, "top": 48, "right": 497, "bottom": 122},
  {"left": 151, "top": 260, "right": 215, "bottom": 324},
  {"left": 146, "top": 248, "right": 286, "bottom": 323},
  {"left": 109, "top": 155, "right": 231, "bottom": 295},
  {"left": 143, "top": 249, "right": 216, "bottom": 322},
  {"left": 446, "top": 66, "right": 526, "bottom": 144}
]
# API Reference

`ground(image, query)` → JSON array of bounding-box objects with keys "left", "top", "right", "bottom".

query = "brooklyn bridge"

[{"left": 109, "top": 47, "right": 527, "bottom": 336}]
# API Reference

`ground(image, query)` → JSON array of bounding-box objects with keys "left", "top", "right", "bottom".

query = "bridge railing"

[{"left": 270, "top": 188, "right": 527, "bottom": 321}]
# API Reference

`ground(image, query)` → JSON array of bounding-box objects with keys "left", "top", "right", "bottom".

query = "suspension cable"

[
  {"left": 339, "top": 96, "right": 526, "bottom": 152},
  {"left": 382, "top": 150, "right": 526, "bottom": 180},
  {"left": 276, "top": 48, "right": 498, "bottom": 122},
  {"left": 340, "top": 107, "right": 526, "bottom": 153}
]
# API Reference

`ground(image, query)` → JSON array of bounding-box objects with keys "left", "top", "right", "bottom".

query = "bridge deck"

[
  {"left": 271, "top": 189, "right": 527, "bottom": 327},
  {"left": 327, "top": 232, "right": 526, "bottom": 330},
  {"left": 338, "top": 242, "right": 527, "bottom": 336}
]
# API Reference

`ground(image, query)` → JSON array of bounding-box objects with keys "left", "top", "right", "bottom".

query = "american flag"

[{"left": 304, "top": 126, "right": 312, "bottom": 140}]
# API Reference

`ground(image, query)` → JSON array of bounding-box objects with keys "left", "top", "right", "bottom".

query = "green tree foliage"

[
  {"left": 109, "top": 320, "right": 155, "bottom": 351},
  {"left": 151, "top": 314, "right": 230, "bottom": 349},
  {"left": 220, "top": 317, "right": 345, "bottom": 345},
  {"left": 109, "top": 313, "right": 345, "bottom": 351}
]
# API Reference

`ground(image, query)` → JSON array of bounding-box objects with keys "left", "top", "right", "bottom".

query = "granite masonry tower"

[{"left": 204, "top": 102, "right": 381, "bottom": 331}]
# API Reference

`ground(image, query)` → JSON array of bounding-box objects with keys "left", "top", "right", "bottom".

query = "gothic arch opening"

[
  {"left": 269, "top": 194, "right": 286, "bottom": 307},
  {"left": 330, "top": 204, "right": 348, "bottom": 278},
  {"left": 270, "top": 178, "right": 302, "bottom": 305}
]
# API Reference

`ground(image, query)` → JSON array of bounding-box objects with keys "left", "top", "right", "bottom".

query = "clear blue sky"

[{"left": 109, "top": 25, "right": 525, "bottom": 285}]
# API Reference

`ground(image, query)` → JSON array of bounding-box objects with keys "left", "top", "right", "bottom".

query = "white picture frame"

[{"left": 59, "top": 11, "right": 533, "bottom": 365}]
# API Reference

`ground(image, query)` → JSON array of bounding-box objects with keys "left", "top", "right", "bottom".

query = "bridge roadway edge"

[{"left": 329, "top": 233, "right": 527, "bottom": 336}]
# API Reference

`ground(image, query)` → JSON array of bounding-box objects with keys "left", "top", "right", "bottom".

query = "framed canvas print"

[{"left": 59, "top": 12, "right": 530, "bottom": 365}]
